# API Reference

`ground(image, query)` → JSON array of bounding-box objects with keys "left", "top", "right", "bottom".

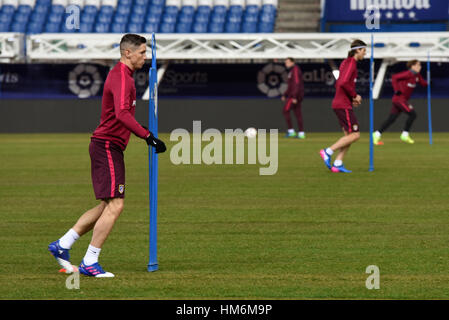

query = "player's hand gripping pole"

[{"left": 148, "top": 33, "right": 159, "bottom": 272}]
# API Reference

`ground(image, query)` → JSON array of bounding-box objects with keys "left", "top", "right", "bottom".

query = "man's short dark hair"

[
  {"left": 407, "top": 59, "right": 420, "bottom": 69},
  {"left": 286, "top": 57, "right": 295, "bottom": 63},
  {"left": 120, "top": 34, "right": 147, "bottom": 54}
]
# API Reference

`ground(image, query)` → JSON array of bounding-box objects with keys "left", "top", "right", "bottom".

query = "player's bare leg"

[
  {"left": 78, "top": 198, "right": 124, "bottom": 277},
  {"left": 72, "top": 201, "right": 108, "bottom": 236},
  {"left": 330, "top": 131, "right": 360, "bottom": 173}
]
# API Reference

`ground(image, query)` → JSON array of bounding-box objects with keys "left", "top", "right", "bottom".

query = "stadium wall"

[{"left": 0, "top": 98, "right": 446, "bottom": 133}]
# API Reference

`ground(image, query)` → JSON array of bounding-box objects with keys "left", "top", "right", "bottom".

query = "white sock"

[
  {"left": 325, "top": 148, "right": 334, "bottom": 156},
  {"left": 402, "top": 131, "right": 409, "bottom": 137},
  {"left": 299, "top": 131, "right": 305, "bottom": 136},
  {"left": 288, "top": 128, "right": 295, "bottom": 134},
  {"left": 59, "top": 229, "right": 80, "bottom": 250},
  {"left": 83, "top": 245, "right": 101, "bottom": 266},
  {"left": 334, "top": 160, "right": 343, "bottom": 167},
  {"left": 374, "top": 131, "right": 381, "bottom": 138}
]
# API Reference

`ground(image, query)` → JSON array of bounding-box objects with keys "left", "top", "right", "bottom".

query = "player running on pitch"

[
  {"left": 319, "top": 39, "right": 366, "bottom": 173},
  {"left": 48, "top": 34, "right": 166, "bottom": 277},
  {"left": 373, "top": 60, "right": 428, "bottom": 145}
]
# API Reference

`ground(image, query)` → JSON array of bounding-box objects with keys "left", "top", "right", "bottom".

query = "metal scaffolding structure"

[{"left": 0, "top": 33, "right": 25, "bottom": 62}]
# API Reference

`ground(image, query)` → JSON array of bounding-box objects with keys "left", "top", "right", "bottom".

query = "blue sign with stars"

[{"left": 324, "top": 0, "right": 449, "bottom": 22}]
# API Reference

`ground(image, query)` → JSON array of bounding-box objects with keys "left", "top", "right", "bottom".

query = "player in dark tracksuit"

[
  {"left": 319, "top": 39, "right": 367, "bottom": 173},
  {"left": 48, "top": 34, "right": 166, "bottom": 278},
  {"left": 373, "top": 60, "right": 428, "bottom": 145},
  {"left": 281, "top": 58, "right": 305, "bottom": 139}
]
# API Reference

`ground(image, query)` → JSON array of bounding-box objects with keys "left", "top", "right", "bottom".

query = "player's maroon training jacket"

[
  {"left": 283, "top": 65, "right": 304, "bottom": 101},
  {"left": 92, "top": 62, "right": 149, "bottom": 150},
  {"left": 332, "top": 56, "right": 358, "bottom": 109},
  {"left": 392, "top": 70, "right": 428, "bottom": 102}
]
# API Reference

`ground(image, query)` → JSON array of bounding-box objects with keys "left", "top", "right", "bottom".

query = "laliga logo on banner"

[
  {"left": 69, "top": 64, "right": 103, "bottom": 98},
  {"left": 257, "top": 63, "right": 288, "bottom": 98}
]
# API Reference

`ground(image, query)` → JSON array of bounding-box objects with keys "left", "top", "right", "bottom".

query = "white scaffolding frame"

[
  {"left": 25, "top": 32, "right": 449, "bottom": 62},
  {"left": 0, "top": 33, "right": 25, "bottom": 62}
]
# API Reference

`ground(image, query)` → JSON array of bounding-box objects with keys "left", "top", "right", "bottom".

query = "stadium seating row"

[{"left": 0, "top": 0, "right": 277, "bottom": 33}]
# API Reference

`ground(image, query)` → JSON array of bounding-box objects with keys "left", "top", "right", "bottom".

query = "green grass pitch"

[{"left": 1, "top": 132, "right": 449, "bottom": 299}]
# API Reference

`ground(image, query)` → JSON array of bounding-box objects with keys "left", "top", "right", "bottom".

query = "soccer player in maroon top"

[
  {"left": 48, "top": 34, "right": 166, "bottom": 277},
  {"left": 281, "top": 58, "right": 305, "bottom": 139},
  {"left": 373, "top": 60, "right": 428, "bottom": 145},
  {"left": 319, "top": 40, "right": 367, "bottom": 173}
]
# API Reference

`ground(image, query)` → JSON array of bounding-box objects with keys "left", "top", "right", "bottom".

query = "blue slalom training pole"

[
  {"left": 427, "top": 51, "right": 433, "bottom": 145},
  {"left": 148, "top": 33, "right": 159, "bottom": 272},
  {"left": 369, "top": 33, "right": 374, "bottom": 172}
]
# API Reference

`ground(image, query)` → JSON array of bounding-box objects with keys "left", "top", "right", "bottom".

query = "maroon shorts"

[
  {"left": 333, "top": 108, "right": 360, "bottom": 133},
  {"left": 89, "top": 138, "right": 125, "bottom": 200},
  {"left": 391, "top": 100, "right": 413, "bottom": 114}
]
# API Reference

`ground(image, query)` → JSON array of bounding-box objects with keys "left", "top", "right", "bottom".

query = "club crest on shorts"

[
  {"left": 118, "top": 184, "right": 125, "bottom": 194},
  {"left": 353, "top": 124, "right": 359, "bottom": 131}
]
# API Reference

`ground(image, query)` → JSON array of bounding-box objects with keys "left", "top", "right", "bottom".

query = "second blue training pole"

[
  {"left": 427, "top": 51, "right": 433, "bottom": 145},
  {"left": 369, "top": 33, "right": 374, "bottom": 172}
]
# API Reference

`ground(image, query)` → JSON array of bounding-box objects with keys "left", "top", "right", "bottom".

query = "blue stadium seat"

[
  {"left": 176, "top": 22, "right": 191, "bottom": 33},
  {"left": 99, "top": 5, "right": 115, "bottom": 16},
  {"left": 242, "top": 21, "right": 257, "bottom": 33},
  {"left": 48, "top": 13, "right": 63, "bottom": 24},
  {"left": 95, "top": 22, "right": 109, "bottom": 32},
  {"left": 50, "top": 5, "right": 65, "bottom": 15},
  {"left": 30, "top": 12, "right": 46, "bottom": 24},
  {"left": 0, "top": 21, "right": 9, "bottom": 32},
  {"left": 225, "top": 21, "right": 240, "bottom": 33},
  {"left": 13, "top": 13, "right": 30, "bottom": 24},
  {"left": 36, "top": 0, "right": 52, "bottom": 5},
  {"left": 261, "top": 4, "right": 276, "bottom": 15},
  {"left": 1, "top": 5, "right": 16, "bottom": 15},
  {"left": 144, "top": 22, "right": 158, "bottom": 32},
  {"left": 84, "top": 5, "right": 98, "bottom": 16},
  {"left": 133, "top": 4, "right": 147, "bottom": 15},
  {"left": 97, "top": 12, "right": 113, "bottom": 24},
  {"left": 194, "top": 12, "right": 209, "bottom": 24},
  {"left": 34, "top": 4, "right": 50, "bottom": 16},
  {"left": 197, "top": 5, "right": 211, "bottom": 15},
  {"left": 45, "top": 22, "right": 60, "bottom": 32},
  {"left": 148, "top": 5, "right": 164, "bottom": 16},
  {"left": 0, "top": 13, "right": 13, "bottom": 24},
  {"left": 146, "top": 13, "right": 161, "bottom": 24},
  {"left": 164, "top": 5, "right": 178, "bottom": 16},
  {"left": 162, "top": 13, "right": 177, "bottom": 24},
  {"left": 27, "top": 21, "right": 44, "bottom": 34},
  {"left": 228, "top": 5, "right": 243, "bottom": 16},
  {"left": 18, "top": 4, "right": 33, "bottom": 15},
  {"left": 259, "top": 12, "right": 274, "bottom": 24},
  {"left": 82, "top": 12, "right": 96, "bottom": 24},
  {"left": 118, "top": 0, "right": 133, "bottom": 6},
  {"left": 128, "top": 22, "right": 143, "bottom": 33},
  {"left": 11, "top": 22, "right": 26, "bottom": 32},
  {"left": 192, "top": 22, "right": 207, "bottom": 33},
  {"left": 113, "top": 13, "right": 128, "bottom": 24},
  {"left": 135, "top": 0, "right": 148, "bottom": 6},
  {"left": 178, "top": 13, "right": 193, "bottom": 24},
  {"left": 180, "top": 5, "right": 195, "bottom": 16},
  {"left": 117, "top": 5, "right": 131, "bottom": 16},
  {"left": 130, "top": 13, "right": 145, "bottom": 24},
  {"left": 208, "top": 22, "right": 224, "bottom": 33},
  {"left": 210, "top": 13, "right": 225, "bottom": 24},
  {"left": 111, "top": 22, "right": 127, "bottom": 33},
  {"left": 258, "top": 22, "right": 274, "bottom": 32},
  {"left": 80, "top": 22, "right": 94, "bottom": 32},
  {"left": 245, "top": 5, "right": 259, "bottom": 16},
  {"left": 160, "top": 22, "right": 175, "bottom": 33},
  {"left": 152, "top": 0, "right": 165, "bottom": 5},
  {"left": 212, "top": 5, "right": 226, "bottom": 15}
]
